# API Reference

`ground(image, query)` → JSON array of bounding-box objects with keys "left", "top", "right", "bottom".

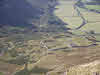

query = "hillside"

[
  {"left": 0, "top": 0, "right": 68, "bottom": 32},
  {"left": 0, "top": 0, "right": 100, "bottom": 75}
]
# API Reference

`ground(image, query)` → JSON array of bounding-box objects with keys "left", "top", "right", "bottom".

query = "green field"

[
  {"left": 0, "top": 72, "right": 3, "bottom": 75},
  {"left": 85, "top": 5, "right": 100, "bottom": 11}
]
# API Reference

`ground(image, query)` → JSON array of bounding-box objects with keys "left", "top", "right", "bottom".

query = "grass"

[
  {"left": 54, "top": 0, "right": 79, "bottom": 29},
  {"left": 67, "top": 61, "right": 100, "bottom": 75},
  {"left": 14, "top": 69, "right": 30, "bottom": 75},
  {"left": 0, "top": 72, "right": 3, "bottom": 75},
  {"left": 81, "top": 0, "right": 100, "bottom": 11},
  {"left": 0, "top": 0, "right": 100, "bottom": 75},
  {"left": 35, "top": 45, "right": 100, "bottom": 75},
  {"left": 1, "top": 32, "right": 100, "bottom": 75},
  {"left": 77, "top": 7, "right": 100, "bottom": 33},
  {"left": 80, "top": 21, "right": 100, "bottom": 33},
  {"left": 30, "top": 66, "right": 50, "bottom": 74},
  {"left": 85, "top": 5, "right": 100, "bottom": 11},
  {"left": 14, "top": 66, "right": 50, "bottom": 75}
]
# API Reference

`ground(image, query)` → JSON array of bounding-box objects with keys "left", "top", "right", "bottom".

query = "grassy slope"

[
  {"left": 54, "top": 0, "right": 100, "bottom": 33},
  {"left": 82, "top": 0, "right": 100, "bottom": 11},
  {"left": 35, "top": 45, "right": 100, "bottom": 75},
  {"left": 0, "top": 0, "right": 100, "bottom": 75},
  {"left": 31, "top": 0, "right": 100, "bottom": 74},
  {"left": 85, "top": 5, "right": 100, "bottom": 10},
  {"left": 78, "top": 7, "right": 100, "bottom": 35},
  {"left": 54, "top": 0, "right": 82, "bottom": 29}
]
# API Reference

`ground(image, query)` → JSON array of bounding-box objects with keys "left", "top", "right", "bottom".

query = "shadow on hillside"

[
  {"left": 0, "top": 0, "right": 69, "bottom": 33},
  {"left": 0, "top": 0, "right": 44, "bottom": 26}
]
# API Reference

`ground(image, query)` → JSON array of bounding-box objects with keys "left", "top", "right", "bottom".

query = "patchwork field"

[{"left": 0, "top": 0, "right": 100, "bottom": 75}]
